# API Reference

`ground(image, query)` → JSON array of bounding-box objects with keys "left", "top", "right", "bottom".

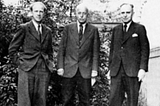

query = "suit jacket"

[
  {"left": 9, "top": 21, "right": 53, "bottom": 72},
  {"left": 109, "top": 21, "right": 150, "bottom": 77},
  {"left": 57, "top": 22, "right": 100, "bottom": 78}
]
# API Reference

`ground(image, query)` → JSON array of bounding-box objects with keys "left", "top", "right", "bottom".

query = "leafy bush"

[
  {"left": 0, "top": 1, "right": 147, "bottom": 106},
  {"left": 90, "top": 25, "right": 112, "bottom": 106},
  {"left": 0, "top": 61, "right": 17, "bottom": 106}
]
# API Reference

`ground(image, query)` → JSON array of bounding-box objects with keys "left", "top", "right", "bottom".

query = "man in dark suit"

[
  {"left": 8, "top": 2, "right": 53, "bottom": 106},
  {"left": 57, "top": 3, "right": 100, "bottom": 106},
  {"left": 109, "top": 3, "right": 150, "bottom": 106}
]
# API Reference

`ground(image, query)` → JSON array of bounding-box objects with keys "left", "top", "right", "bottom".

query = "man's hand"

[
  {"left": 138, "top": 69, "right": 146, "bottom": 81},
  {"left": 91, "top": 70, "right": 98, "bottom": 77},
  {"left": 57, "top": 68, "right": 64, "bottom": 76}
]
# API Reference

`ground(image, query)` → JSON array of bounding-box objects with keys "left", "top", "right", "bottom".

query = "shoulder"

[
  {"left": 18, "top": 21, "right": 29, "bottom": 29},
  {"left": 114, "top": 23, "right": 122, "bottom": 29},
  {"left": 42, "top": 24, "right": 52, "bottom": 32},
  {"left": 62, "top": 22, "right": 76, "bottom": 31},
  {"left": 87, "top": 23, "right": 98, "bottom": 30},
  {"left": 133, "top": 22, "right": 146, "bottom": 29},
  {"left": 132, "top": 22, "right": 147, "bottom": 34},
  {"left": 65, "top": 22, "right": 76, "bottom": 28},
  {"left": 15, "top": 22, "right": 30, "bottom": 32},
  {"left": 16, "top": 21, "right": 33, "bottom": 31},
  {"left": 111, "top": 24, "right": 122, "bottom": 32}
]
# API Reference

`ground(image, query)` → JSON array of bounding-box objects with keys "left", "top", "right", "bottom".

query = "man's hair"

[
  {"left": 120, "top": 3, "right": 134, "bottom": 9},
  {"left": 75, "top": 3, "right": 89, "bottom": 13},
  {"left": 30, "top": 2, "right": 47, "bottom": 12}
]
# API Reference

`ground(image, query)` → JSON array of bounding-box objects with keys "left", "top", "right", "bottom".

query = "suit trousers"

[
  {"left": 109, "top": 63, "right": 141, "bottom": 106},
  {"left": 17, "top": 58, "right": 50, "bottom": 106},
  {"left": 61, "top": 68, "right": 91, "bottom": 106}
]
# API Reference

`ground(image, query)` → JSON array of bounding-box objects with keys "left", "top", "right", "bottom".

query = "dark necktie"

[
  {"left": 79, "top": 24, "right": 83, "bottom": 42},
  {"left": 122, "top": 24, "right": 127, "bottom": 41},
  {"left": 38, "top": 24, "right": 41, "bottom": 42},
  {"left": 124, "top": 24, "right": 127, "bottom": 33}
]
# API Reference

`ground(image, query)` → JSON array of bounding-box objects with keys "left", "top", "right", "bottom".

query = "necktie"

[
  {"left": 38, "top": 24, "right": 41, "bottom": 42},
  {"left": 122, "top": 24, "right": 127, "bottom": 41},
  {"left": 79, "top": 24, "right": 83, "bottom": 42},
  {"left": 124, "top": 24, "right": 127, "bottom": 32}
]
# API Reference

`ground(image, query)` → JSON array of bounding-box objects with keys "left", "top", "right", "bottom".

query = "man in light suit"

[
  {"left": 57, "top": 3, "right": 100, "bottom": 106},
  {"left": 8, "top": 2, "right": 53, "bottom": 106},
  {"left": 108, "top": 3, "right": 150, "bottom": 106}
]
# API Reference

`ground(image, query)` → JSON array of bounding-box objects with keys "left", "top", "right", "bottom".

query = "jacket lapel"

[
  {"left": 116, "top": 24, "right": 124, "bottom": 45},
  {"left": 80, "top": 23, "right": 92, "bottom": 46},
  {"left": 28, "top": 21, "right": 40, "bottom": 41},
  {"left": 122, "top": 22, "right": 135, "bottom": 44},
  {"left": 71, "top": 23, "right": 79, "bottom": 45},
  {"left": 41, "top": 24, "right": 48, "bottom": 43}
]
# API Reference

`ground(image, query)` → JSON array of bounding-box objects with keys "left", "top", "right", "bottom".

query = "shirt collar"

[
  {"left": 77, "top": 21, "right": 86, "bottom": 33},
  {"left": 123, "top": 21, "right": 132, "bottom": 31},
  {"left": 77, "top": 21, "right": 86, "bottom": 27},
  {"left": 32, "top": 20, "right": 41, "bottom": 31}
]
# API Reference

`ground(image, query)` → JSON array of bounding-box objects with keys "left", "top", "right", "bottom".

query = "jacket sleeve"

[
  {"left": 8, "top": 25, "right": 25, "bottom": 66},
  {"left": 57, "top": 26, "right": 68, "bottom": 69},
  {"left": 92, "top": 27, "right": 100, "bottom": 71},
  {"left": 47, "top": 29, "right": 53, "bottom": 61},
  {"left": 138, "top": 25, "right": 150, "bottom": 72},
  {"left": 108, "top": 28, "right": 115, "bottom": 69}
]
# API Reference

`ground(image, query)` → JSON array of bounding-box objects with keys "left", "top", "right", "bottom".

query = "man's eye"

[
  {"left": 78, "top": 12, "right": 87, "bottom": 15},
  {"left": 121, "top": 12, "right": 131, "bottom": 14}
]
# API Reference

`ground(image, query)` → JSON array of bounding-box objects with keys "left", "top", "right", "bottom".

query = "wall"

[{"left": 141, "top": 47, "right": 160, "bottom": 106}]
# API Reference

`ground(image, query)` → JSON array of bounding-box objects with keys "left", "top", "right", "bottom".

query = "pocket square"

[{"left": 132, "top": 33, "right": 138, "bottom": 37}]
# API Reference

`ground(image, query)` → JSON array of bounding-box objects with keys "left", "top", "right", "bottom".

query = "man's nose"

[
  {"left": 124, "top": 13, "right": 127, "bottom": 16},
  {"left": 80, "top": 14, "right": 83, "bottom": 17},
  {"left": 37, "top": 11, "right": 41, "bottom": 15}
]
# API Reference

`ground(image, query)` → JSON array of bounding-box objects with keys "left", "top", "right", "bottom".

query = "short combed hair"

[
  {"left": 30, "top": 2, "right": 47, "bottom": 11},
  {"left": 120, "top": 3, "right": 134, "bottom": 9},
  {"left": 76, "top": 3, "right": 89, "bottom": 13}
]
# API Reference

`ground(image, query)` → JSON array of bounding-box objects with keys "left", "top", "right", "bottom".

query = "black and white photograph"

[{"left": 0, "top": 0, "right": 159, "bottom": 106}]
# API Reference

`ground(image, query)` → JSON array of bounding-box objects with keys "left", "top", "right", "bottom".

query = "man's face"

[
  {"left": 31, "top": 4, "right": 45, "bottom": 23},
  {"left": 120, "top": 5, "right": 134, "bottom": 23},
  {"left": 76, "top": 7, "right": 88, "bottom": 24}
]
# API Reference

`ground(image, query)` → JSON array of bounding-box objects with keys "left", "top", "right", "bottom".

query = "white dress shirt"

[
  {"left": 77, "top": 21, "right": 86, "bottom": 34},
  {"left": 123, "top": 21, "right": 132, "bottom": 32},
  {"left": 32, "top": 20, "right": 42, "bottom": 34}
]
